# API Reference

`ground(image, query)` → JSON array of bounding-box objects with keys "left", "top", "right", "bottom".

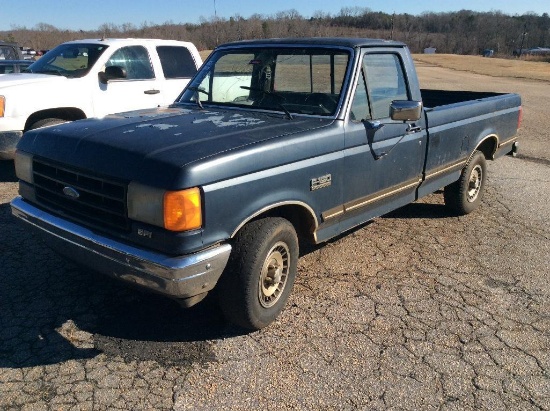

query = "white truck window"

[
  {"left": 106, "top": 46, "right": 154, "bottom": 80},
  {"left": 157, "top": 46, "right": 198, "bottom": 79}
]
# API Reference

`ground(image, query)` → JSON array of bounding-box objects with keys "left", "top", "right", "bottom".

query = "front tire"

[
  {"left": 218, "top": 217, "right": 298, "bottom": 330},
  {"left": 28, "top": 118, "right": 66, "bottom": 131},
  {"left": 444, "top": 150, "right": 487, "bottom": 215}
]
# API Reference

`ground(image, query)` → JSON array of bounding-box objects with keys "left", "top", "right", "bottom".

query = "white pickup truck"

[{"left": 0, "top": 38, "right": 202, "bottom": 159}]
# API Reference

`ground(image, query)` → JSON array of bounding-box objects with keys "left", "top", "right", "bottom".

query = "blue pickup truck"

[{"left": 11, "top": 38, "right": 522, "bottom": 329}]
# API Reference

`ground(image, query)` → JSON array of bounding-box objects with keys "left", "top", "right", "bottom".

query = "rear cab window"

[{"left": 157, "top": 46, "right": 198, "bottom": 79}]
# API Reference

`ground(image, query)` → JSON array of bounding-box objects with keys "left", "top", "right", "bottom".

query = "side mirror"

[
  {"left": 98, "top": 65, "right": 127, "bottom": 84},
  {"left": 390, "top": 100, "right": 422, "bottom": 122}
]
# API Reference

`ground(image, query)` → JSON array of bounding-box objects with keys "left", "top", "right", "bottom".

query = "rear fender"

[{"left": 473, "top": 134, "right": 498, "bottom": 160}]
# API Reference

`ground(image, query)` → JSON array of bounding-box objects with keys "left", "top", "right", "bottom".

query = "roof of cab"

[
  {"left": 60, "top": 38, "right": 195, "bottom": 47},
  {"left": 217, "top": 37, "right": 406, "bottom": 49}
]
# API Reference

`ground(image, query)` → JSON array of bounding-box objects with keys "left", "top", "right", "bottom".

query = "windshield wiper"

[
  {"left": 277, "top": 103, "right": 293, "bottom": 120},
  {"left": 240, "top": 86, "right": 293, "bottom": 120}
]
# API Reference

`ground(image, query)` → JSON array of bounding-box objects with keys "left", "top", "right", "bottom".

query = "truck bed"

[
  {"left": 420, "top": 88, "right": 521, "bottom": 133},
  {"left": 420, "top": 89, "right": 506, "bottom": 108},
  {"left": 418, "top": 87, "right": 521, "bottom": 201}
]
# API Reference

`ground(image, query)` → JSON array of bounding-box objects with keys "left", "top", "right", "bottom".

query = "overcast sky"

[{"left": 1, "top": 0, "right": 548, "bottom": 31}]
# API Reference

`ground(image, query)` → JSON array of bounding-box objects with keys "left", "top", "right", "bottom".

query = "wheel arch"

[
  {"left": 24, "top": 108, "right": 87, "bottom": 131},
  {"left": 473, "top": 134, "right": 498, "bottom": 160},
  {"left": 230, "top": 201, "right": 318, "bottom": 245}
]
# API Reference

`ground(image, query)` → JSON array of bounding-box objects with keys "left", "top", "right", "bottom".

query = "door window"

[
  {"left": 363, "top": 54, "right": 408, "bottom": 119},
  {"left": 350, "top": 69, "right": 370, "bottom": 122},
  {"left": 106, "top": 46, "right": 154, "bottom": 80},
  {"left": 350, "top": 53, "right": 409, "bottom": 121}
]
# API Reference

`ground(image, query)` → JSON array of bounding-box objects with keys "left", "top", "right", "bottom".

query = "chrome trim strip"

[
  {"left": 321, "top": 205, "right": 344, "bottom": 221},
  {"left": 345, "top": 179, "right": 421, "bottom": 212},
  {"left": 230, "top": 200, "right": 319, "bottom": 238},
  {"left": 498, "top": 137, "right": 517, "bottom": 148},
  {"left": 322, "top": 178, "right": 421, "bottom": 221},
  {"left": 424, "top": 158, "right": 467, "bottom": 180},
  {"left": 474, "top": 134, "right": 499, "bottom": 159}
]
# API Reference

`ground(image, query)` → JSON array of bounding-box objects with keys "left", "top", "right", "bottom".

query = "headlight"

[
  {"left": 14, "top": 151, "right": 33, "bottom": 183},
  {"left": 127, "top": 182, "right": 202, "bottom": 232}
]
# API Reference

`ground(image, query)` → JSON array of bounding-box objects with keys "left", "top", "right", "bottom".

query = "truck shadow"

[
  {"left": 0, "top": 203, "right": 245, "bottom": 369},
  {"left": 0, "top": 160, "right": 17, "bottom": 182},
  {"left": 299, "top": 194, "right": 453, "bottom": 257},
  {"left": 384, "top": 196, "right": 454, "bottom": 219},
  {"left": 0, "top": 192, "right": 455, "bottom": 369}
]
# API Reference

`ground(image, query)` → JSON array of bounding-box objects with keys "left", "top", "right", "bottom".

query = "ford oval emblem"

[{"left": 62, "top": 186, "right": 80, "bottom": 200}]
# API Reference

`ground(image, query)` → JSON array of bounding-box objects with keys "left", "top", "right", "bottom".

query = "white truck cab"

[{"left": 0, "top": 38, "right": 202, "bottom": 159}]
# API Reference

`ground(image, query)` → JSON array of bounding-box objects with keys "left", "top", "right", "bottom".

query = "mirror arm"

[{"left": 98, "top": 72, "right": 108, "bottom": 84}]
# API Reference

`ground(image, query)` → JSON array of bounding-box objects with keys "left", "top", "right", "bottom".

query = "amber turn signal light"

[{"left": 164, "top": 187, "right": 202, "bottom": 231}]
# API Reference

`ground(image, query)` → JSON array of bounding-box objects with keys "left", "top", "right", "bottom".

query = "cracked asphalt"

[{"left": 1, "top": 65, "right": 549, "bottom": 410}]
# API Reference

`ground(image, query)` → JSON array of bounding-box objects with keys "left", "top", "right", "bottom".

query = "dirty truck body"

[{"left": 11, "top": 38, "right": 522, "bottom": 329}]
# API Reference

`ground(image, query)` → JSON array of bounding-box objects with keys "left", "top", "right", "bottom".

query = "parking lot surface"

[{"left": 1, "top": 64, "right": 549, "bottom": 410}]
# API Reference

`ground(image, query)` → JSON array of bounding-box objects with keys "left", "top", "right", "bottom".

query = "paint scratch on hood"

[
  {"left": 136, "top": 123, "right": 178, "bottom": 131},
  {"left": 193, "top": 113, "right": 265, "bottom": 128},
  {"left": 110, "top": 107, "right": 192, "bottom": 119}
]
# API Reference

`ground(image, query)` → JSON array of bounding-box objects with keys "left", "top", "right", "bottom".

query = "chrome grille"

[{"left": 32, "top": 158, "right": 129, "bottom": 231}]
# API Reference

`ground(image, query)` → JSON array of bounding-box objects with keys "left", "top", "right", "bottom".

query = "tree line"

[{"left": 2, "top": 7, "right": 549, "bottom": 56}]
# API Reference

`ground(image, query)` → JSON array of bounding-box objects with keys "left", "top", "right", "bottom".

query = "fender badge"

[
  {"left": 62, "top": 186, "right": 80, "bottom": 200},
  {"left": 311, "top": 174, "right": 332, "bottom": 191}
]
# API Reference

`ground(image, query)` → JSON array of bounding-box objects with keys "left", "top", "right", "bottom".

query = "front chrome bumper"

[{"left": 10, "top": 196, "right": 232, "bottom": 301}]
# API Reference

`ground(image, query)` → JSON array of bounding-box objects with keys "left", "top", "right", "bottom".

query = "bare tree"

[{"left": 2, "top": 10, "right": 548, "bottom": 56}]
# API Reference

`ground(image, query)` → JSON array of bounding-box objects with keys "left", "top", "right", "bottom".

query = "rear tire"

[
  {"left": 444, "top": 150, "right": 487, "bottom": 215},
  {"left": 218, "top": 217, "right": 298, "bottom": 330}
]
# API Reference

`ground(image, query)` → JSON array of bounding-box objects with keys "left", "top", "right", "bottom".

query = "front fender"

[{"left": 201, "top": 151, "right": 344, "bottom": 247}]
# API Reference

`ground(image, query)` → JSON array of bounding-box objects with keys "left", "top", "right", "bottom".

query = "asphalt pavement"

[{"left": 0, "top": 68, "right": 548, "bottom": 410}]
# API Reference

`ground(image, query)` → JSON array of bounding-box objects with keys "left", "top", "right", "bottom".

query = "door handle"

[{"left": 144, "top": 89, "right": 160, "bottom": 95}]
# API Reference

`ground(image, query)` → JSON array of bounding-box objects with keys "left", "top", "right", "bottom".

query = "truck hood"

[
  {"left": 18, "top": 105, "right": 335, "bottom": 188},
  {"left": 0, "top": 73, "right": 67, "bottom": 88}
]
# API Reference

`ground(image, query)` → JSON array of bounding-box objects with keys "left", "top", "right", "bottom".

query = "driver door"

[
  {"left": 93, "top": 45, "right": 163, "bottom": 117},
  {"left": 340, "top": 51, "right": 426, "bottom": 229}
]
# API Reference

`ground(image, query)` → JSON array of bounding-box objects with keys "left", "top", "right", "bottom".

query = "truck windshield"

[
  {"left": 26, "top": 44, "right": 108, "bottom": 78},
  {"left": 179, "top": 47, "right": 350, "bottom": 117}
]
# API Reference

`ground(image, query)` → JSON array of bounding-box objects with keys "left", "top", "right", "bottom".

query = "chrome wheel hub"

[
  {"left": 467, "top": 164, "right": 483, "bottom": 202},
  {"left": 258, "top": 242, "right": 290, "bottom": 308}
]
